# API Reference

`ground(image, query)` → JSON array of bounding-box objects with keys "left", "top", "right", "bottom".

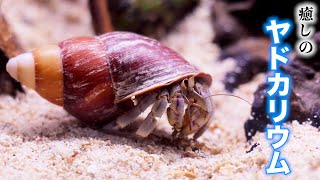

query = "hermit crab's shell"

[
  {"left": 59, "top": 32, "right": 212, "bottom": 124},
  {"left": 102, "top": 32, "right": 212, "bottom": 102}
]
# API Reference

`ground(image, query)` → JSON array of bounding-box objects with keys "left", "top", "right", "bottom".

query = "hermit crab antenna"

[{"left": 204, "top": 93, "right": 252, "bottom": 106}]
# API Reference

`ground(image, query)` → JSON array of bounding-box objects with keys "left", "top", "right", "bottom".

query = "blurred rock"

[
  {"left": 211, "top": 0, "right": 320, "bottom": 91},
  {"left": 245, "top": 33, "right": 320, "bottom": 140},
  {"left": 89, "top": 0, "right": 199, "bottom": 38},
  {"left": 0, "top": 51, "right": 23, "bottom": 96}
]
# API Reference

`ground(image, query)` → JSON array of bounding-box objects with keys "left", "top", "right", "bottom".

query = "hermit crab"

[{"left": 6, "top": 32, "right": 213, "bottom": 139}]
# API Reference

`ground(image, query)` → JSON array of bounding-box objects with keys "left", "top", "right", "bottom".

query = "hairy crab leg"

[
  {"left": 116, "top": 93, "right": 157, "bottom": 128},
  {"left": 136, "top": 89, "right": 169, "bottom": 137}
]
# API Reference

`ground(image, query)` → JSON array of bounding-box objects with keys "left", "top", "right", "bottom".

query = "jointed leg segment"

[
  {"left": 167, "top": 84, "right": 185, "bottom": 132},
  {"left": 116, "top": 93, "right": 157, "bottom": 128},
  {"left": 116, "top": 77, "right": 213, "bottom": 140},
  {"left": 136, "top": 89, "right": 169, "bottom": 137}
]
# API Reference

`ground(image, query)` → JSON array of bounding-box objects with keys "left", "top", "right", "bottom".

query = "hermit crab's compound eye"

[
  {"left": 180, "top": 79, "right": 188, "bottom": 90},
  {"left": 180, "top": 77, "right": 196, "bottom": 90}
]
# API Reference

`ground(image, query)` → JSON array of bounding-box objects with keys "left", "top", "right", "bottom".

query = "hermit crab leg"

[
  {"left": 193, "top": 110, "right": 213, "bottom": 139},
  {"left": 167, "top": 84, "right": 185, "bottom": 131},
  {"left": 192, "top": 82, "right": 214, "bottom": 139},
  {"left": 192, "top": 99, "right": 214, "bottom": 139},
  {"left": 116, "top": 93, "right": 157, "bottom": 128},
  {"left": 136, "top": 89, "right": 169, "bottom": 137},
  {"left": 185, "top": 101, "right": 204, "bottom": 133}
]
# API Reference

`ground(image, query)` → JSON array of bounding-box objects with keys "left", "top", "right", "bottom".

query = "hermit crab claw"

[{"left": 170, "top": 77, "right": 214, "bottom": 140}]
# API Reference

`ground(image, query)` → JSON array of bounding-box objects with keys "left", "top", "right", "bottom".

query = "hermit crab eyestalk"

[{"left": 6, "top": 31, "right": 213, "bottom": 139}]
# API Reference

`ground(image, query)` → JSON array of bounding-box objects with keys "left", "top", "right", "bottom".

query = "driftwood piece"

[
  {"left": 0, "top": 12, "right": 24, "bottom": 95},
  {"left": 88, "top": 0, "right": 113, "bottom": 34},
  {"left": 89, "top": 0, "right": 199, "bottom": 38}
]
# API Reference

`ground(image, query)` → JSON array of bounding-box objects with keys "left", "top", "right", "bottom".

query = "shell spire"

[{"left": 6, "top": 46, "right": 63, "bottom": 106}]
